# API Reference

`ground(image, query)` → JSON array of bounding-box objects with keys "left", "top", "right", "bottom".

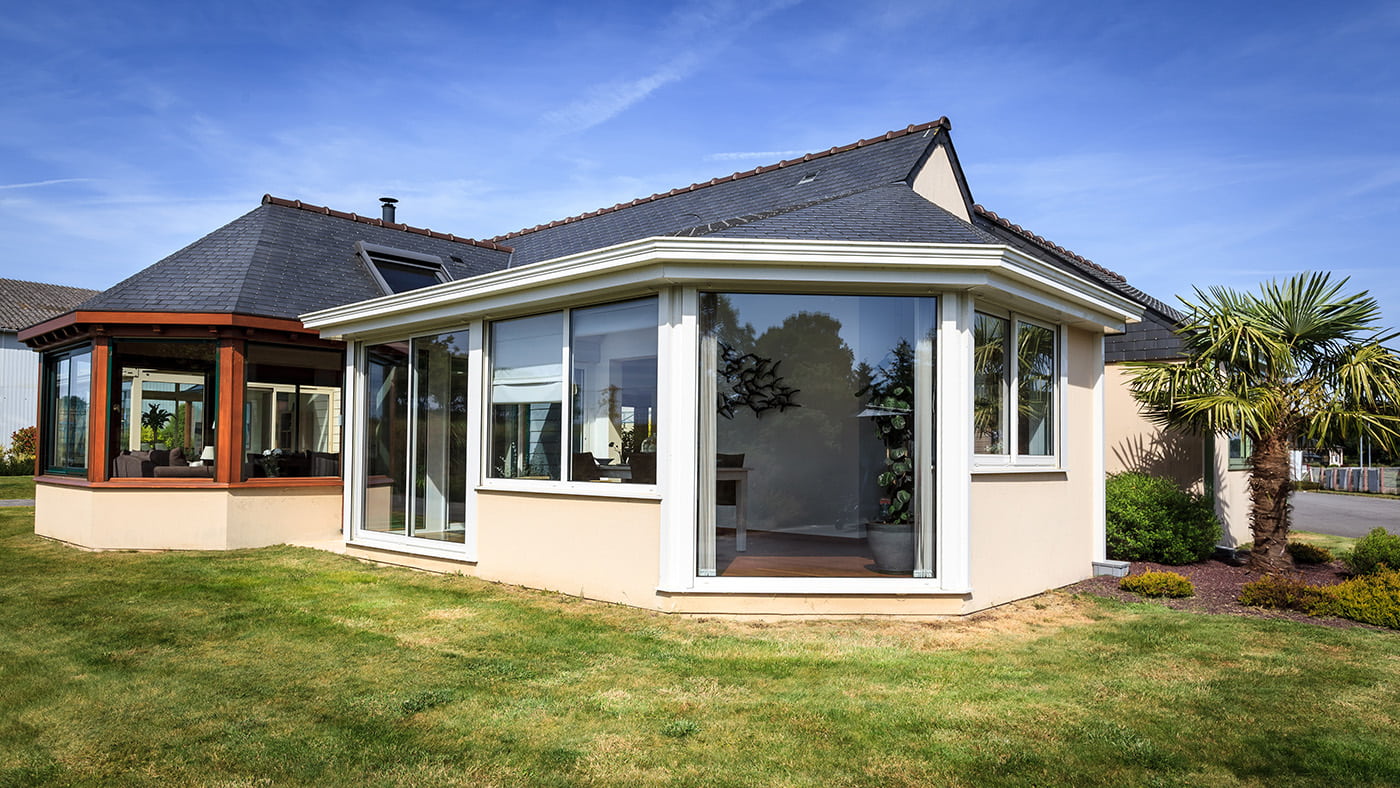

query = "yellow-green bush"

[
  {"left": 1286, "top": 541, "right": 1333, "bottom": 565},
  {"left": 1322, "top": 569, "right": 1400, "bottom": 629},
  {"left": 1119, "top": 571, "right": 1194, "bottom": 598},
  {"left": 1238, "top": 574, "right": 1329, "bottom": 612}
]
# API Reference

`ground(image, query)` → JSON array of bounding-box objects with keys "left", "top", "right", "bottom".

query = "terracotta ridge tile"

[
  {"left": 489, "top": 117, "right": 952, "bottom": 243},
  {"left": 972, "top": 204, "right": 1125, "bottom": 282},
  {"left": 261, "top": 194, "right": 513, "bottom": 252}
]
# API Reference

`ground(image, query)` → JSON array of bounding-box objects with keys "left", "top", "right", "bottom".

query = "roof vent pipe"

[{"left": 380, "top": 197, "right": 398, "bottom": 223}]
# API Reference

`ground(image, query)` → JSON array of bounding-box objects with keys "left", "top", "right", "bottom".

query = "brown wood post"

[
  {"left": 88, "top": 337, "right": 111, "bottom": 483},
  {"left": 215, "top": 338, "right": 246, "bottom": 484}
]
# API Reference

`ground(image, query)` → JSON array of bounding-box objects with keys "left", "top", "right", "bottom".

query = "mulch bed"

[{"left": 1065, "top": 557, "right": 1384, "bottom": 630}]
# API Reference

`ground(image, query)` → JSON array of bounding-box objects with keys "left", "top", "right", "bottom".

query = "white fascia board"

[{"left": 302, "top": 237, "right": 1145, "bottom": 339}]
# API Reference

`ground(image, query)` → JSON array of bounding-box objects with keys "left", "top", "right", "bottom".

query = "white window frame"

[
  {"left": 356, "top": 241, "right": 450, "bottom": 296},
  {"left": 346, "top": 326, "right": 480, "bottom": 561},
  {"left": 680, "top": 289, "right": 955, "bottom": 595},
  {"left": 477, "top": 297, "right": 663, "bottom": 499},
  {"left": 972, "top": 306, "right": 1063, "bottom": 472}
]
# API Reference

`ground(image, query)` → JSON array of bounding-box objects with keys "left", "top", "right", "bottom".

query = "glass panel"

[
  {"left": 365, "top": 342, "right": 410, "bottom": 536},
  {"left": 244, "top": 344, "right": 344, "bottom": 479},
  {"left": 569, "top": 297, "right": 658, "bottom": 483},
  {"left": 108, "top": 341, "right": 216, "bottom": 480},
  {"left": 489, "top": 313, "right": 563, "bottom": 480},
  {"left": 411, "top": 332, "right": 469, "bottom": 543},
  {"left": 375, "top": 261, "right": 444, "bottom": 293},
  {"left": 973, "top": 313, "right": 1009, "bottom": 455},
  {"left": 43, "top": 347, "right": 91, "bottom": 475},
  {"left": 699, "top": 294, "right": 935, "bottom": 578},
  {"left": 1017, "top": 322, "right": 1055, "bottom": 456}
]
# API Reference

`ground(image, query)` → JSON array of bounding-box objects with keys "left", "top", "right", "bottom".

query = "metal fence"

[{"left": 1306, "top": 466, "right": 1400, "bottom": 494}]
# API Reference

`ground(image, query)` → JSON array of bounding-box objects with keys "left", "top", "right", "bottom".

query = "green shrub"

[
  {"left": 1322, "top": 569, "right": 1400, "bottom": 629},
  {"left": 1238, "top": 575, "right": 1330, "bottom": 612},
  {"left": 1287, "top": 541, "right": 1334, "bottom": 565},
  {"left": 1347, "top": 528, "right": 1400, "bottom": 576},
  {"left": 1119, "top": 571, "right": 1194, "bottom": 598},
  {"left": 1105, "top": 473, "right": 1220, "bottom": 564},
  {"left": 1293, "top": 479, "right": 1323, "bottom": 491},
  {"left": 0, "top": 454, "right": 34, "bottom": 476}
]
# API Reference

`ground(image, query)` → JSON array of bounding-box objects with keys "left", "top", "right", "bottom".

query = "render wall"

[
  {"left": 967, "top": 327, "right": 1100, "bottom": 607},
  {"left": 1103, "top": 363, "right": 1204, "bottom": 491},
  {"left": 35, "top": 482, "right": 342, "bottom": 550}
]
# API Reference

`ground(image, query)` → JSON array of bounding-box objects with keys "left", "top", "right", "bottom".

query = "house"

[
  {"left": 1103, "top": 294, "right": 1252, "bottom": 548},
  {"left": 0, "top": 278, "right": 99, "bottom": 452},
  {"left": 27, "top": 117, "right": 1167, "bottom": 615}
]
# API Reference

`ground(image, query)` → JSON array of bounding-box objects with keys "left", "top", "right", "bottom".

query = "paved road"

[
  {"left": 0, "top": 499, "right": 34, "bottom": 507},
  {"left": 1291, "top": 491, "right": 1400, "bottom": 537}
]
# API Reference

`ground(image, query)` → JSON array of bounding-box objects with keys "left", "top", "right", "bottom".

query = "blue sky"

[{"left": 3, "top": 0, "right": 1398, "bottom": 330}]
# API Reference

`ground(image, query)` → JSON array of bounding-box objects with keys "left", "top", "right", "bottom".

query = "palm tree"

[{"left": 1125, "top": 273, "right": 1400, "bottom": 573}]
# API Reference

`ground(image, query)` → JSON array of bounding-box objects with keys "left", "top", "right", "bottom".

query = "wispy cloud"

[
  {"left": 0, "top": 178, "right": 92, "bottom": 190},
  {"left": 706, "top": 150, "right": 808, "bottom": 161},
  {"left": 541, "top": 0, "right": 801, "bottom": 134},
  {"left": 542, "top": 52, "right": 702, "bottom": 134}
]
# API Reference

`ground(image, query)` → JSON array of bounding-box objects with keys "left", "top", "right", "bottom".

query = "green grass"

[
  {"left": 1, "top": 507, "right": 1398, "bottom": 786},
  {"left": 0, "top": 475, "right": 34, "bottom": 500},
  {"left": 1290, "top": 530, "right": 1361, "bottom": 555}
]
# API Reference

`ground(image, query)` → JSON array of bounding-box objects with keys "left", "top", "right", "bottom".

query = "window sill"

[
  {"left": 666, "top": 577, "right": 970, "bottom": 595},
  {"left": 478, "top": 479, "right": 662, "bottom": 500},
  {"left": 347, "top": 535, "right": 475, "bottom": 563},
  {"left": 970, "top": 465, "right": 1064, "bottom": 475}
]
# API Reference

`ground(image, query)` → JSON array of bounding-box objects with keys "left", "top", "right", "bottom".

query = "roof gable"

[{"left": 499, "top": 119, "right": 956, "bottom": 266}]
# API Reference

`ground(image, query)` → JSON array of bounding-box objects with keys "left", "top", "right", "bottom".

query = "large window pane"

[
  {"left": 1017, "top": 322, "right": 1055, "bottom": 456},
  {"left": 490, "top": 313, "right": 563, "bottom": 480},
  {"left": 569, "top": 297, "right": 658, "bottom": 484},
  {"left": 42, "top": 346, "right": 91, "bottom": 475},
  {"left": 244, "top": 344, "right": 344, "bottom": 478},
  {"left": 365, "top": 342, "right": 409, "bottom": 537},
  {"left": 411, "top": 332, "right": 469, "bottom": 542},
  {"left": 699, "top": 294, "right": 935, "bottom": 578},
  {"left": 973, "top": 313, "right": 1008, "bottom": 455},
  {"left": 109, "top": 341, "right": 216, "bottom": 479}
]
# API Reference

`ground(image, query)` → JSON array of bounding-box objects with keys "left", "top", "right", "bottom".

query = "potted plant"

[
  {"left": 141, "top": 404, "right": 173, "bottom": 450},
  {"left": 857, "top": 341, "right": 916, "bottom": 574}
]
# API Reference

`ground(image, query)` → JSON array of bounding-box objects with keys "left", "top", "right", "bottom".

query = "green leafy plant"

[
  {"left": 856, "top": 340, "right": 916, "bottom": 525},
  {"left": 1105, "top": 472, "right": 1219, "bottom": 564},
  {"left": 1286, "top": 541, "right": 1334, "bottom": 565},
  {"left": 8, "top": 427, "right": 36, "bottom": 459},
  {"left": 1125, "top": 273, "right": 1400, "bottom": 573},
  {"left": 1119, "top": 571, "right": 1194, "bottom": 598},
  {"left": 1346, "top": 528, "right": 1400, "bottom": 576}
]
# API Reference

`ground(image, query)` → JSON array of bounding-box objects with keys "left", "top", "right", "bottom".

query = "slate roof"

[
  {"left": 79, "top": 198, "right": 511, "bottom": 320},
  {"left": 67, "top": 116, "right": 1181, "bottom": 338},
  {"left": 497, "top": 120, "right": 965, "bottom": 265},
  {"left": 0, "top": 279, "right": 99, "bottom": 331}
]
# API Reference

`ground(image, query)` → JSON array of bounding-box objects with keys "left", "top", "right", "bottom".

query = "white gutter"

[{"left": 301, "top": 236, "right": 1145, "bottom": 339}]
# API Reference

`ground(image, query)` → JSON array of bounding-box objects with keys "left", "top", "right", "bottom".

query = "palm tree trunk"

[{"left": 1247, "top": 431, "right": 1294, "bottom": 573}]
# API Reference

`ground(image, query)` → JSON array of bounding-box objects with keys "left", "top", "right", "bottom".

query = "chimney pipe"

[{"left": 379, "top": 196, "right": 398, "bottom": 223}]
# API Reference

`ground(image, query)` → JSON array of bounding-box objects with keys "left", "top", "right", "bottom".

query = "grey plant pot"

[{"left": 866, "top": 522, "right": 915, "bottom": 574}]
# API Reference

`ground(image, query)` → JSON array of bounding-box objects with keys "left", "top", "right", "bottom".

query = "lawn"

[
  {"left": 0, "top": 475, "right": 34, "bottom": 500},
  {"left": 1, "top": 507, "right": 1397, "bottom": 787},
  {"left": 1290, "top": 530, "right": 1361, "bottom": 556}
]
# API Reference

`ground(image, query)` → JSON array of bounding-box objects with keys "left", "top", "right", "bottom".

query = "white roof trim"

[{"left": 301, "top": 236, "right": 1145, "bottom": 339}]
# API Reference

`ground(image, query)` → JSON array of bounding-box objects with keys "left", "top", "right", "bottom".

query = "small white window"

[{"left": 973, "top": 310, "right": 1059, "bottom": 467}]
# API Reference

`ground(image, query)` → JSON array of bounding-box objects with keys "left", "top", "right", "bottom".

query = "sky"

[{"left": 2, "top": 0, "right": 1398, "bottom": 331}]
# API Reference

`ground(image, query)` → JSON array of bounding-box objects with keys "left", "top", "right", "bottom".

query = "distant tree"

[{"left": 1126, "top": 273, "right": 1400, "bottom": 573}]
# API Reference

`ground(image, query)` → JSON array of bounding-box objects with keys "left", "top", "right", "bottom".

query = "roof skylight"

[{"left": 356, "top": 242, "right": 450, "bottom": 295}]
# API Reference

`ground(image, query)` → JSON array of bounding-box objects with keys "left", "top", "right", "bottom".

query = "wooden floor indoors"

[{"left": 714, "top": 529, "right": 909, "bottom": 578}]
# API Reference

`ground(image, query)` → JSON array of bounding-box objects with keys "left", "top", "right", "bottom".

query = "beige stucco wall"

[
  {"left": 1104, "top": 364, "right": 1204, "bottom": 491},
  {"left": 968, "top": 327, "right": 1098, "bottom": 607},
  {"left": 34, "top": 482, "right": 341, "bottom": 551},
  {"left": 474, "top": 491, "right": 661, "bottom": 608},
  {"left": 1212, "top": 435, "right": 1253, "bottom": 547}
]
